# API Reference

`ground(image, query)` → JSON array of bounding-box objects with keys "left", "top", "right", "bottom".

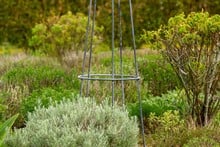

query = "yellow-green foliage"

[
  {"left": 146, "top": 110, "right": 220, "bottom": 146},
  {"left": 148, "top": 110, "right": 185, "bottom": 133},
  {"left": 141, "top": 12, "right": 220, "bottom": 126},
  {"left": 142, "top": 12, "right": 220, "bottom": 49},
  {"left": 0, "top": 43, "right": 23, "bottom": 55},
  {"left": 28, "top": 11, "right": 104, "bottom": 57}
]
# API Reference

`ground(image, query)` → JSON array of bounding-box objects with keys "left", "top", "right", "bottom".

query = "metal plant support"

[{"left": 78, "top": 0, "right": 146, "bottom": 146}]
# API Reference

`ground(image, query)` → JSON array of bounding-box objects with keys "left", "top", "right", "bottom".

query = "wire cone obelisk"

[{"left": 78, "top": 0, "right": 146, "bottom": 146}]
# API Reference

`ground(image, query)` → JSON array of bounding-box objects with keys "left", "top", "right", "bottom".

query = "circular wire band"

[{"left": 78, "top": 74, "right": 140, "bottom": 81}]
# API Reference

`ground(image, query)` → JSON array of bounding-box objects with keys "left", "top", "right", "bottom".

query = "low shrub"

[
  {"left": 128, "top": 90, "right": 188, "bottom": 118},
  {"left": 1, "top": 62, "right": 80, "bottom": 92},
  {"left": 1, "top": 65, "right": 68, "bottom": 92},
  {"left": 20, "top": 87, "right": 76, "bottom": 120},
  {"left": 5, "top": 97, "right": 139, "bottom": 147},
  {"left": 146, "top": 116, "right": 220, "bottom": 146},
  {"left": 145, "top": 110, "right": 187, "bottom": 146},
  {"left": 147, "top": 110, "right": 185, "bottom": 133},
  {"left": 139, "top": 54, "right": 180, "bottom": 96}
]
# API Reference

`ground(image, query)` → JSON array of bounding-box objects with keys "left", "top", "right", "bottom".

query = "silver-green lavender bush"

[{"left": 5, "top": 97, "right": 139, "bottom": 147}]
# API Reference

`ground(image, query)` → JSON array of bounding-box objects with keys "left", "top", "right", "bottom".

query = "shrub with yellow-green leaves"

[
  {"left": 142, "top": 12, "right": 220, "bottom": 126},
  {"left": 28, "top": 11, "right": 104, "bottom": 58}
]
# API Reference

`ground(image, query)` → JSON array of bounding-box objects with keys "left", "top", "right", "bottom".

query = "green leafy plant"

[
  {"left": 0, "top": 114, "right": 18, "bottom": 146},
  {"left": 145, "top": 110, "right": 187, "bottom": 146},
  {"left": 146, "top": 112, "right": 220, "bottom": 146},
  {"left": 142, "top": 12, "right": 220, "bottom": 126},
  {"left": 148, "top": 110, "right": 185, "bottom": 133},
  {"left": 139, "top": 54, "right": 180, "bottom": 96},
  {"left": 20, "top": 87, "right": 76, "bottom": 120},
  {"left": 128, "top": 90, "right": 188, "bottom": 118},
  {"left": 148, "top": 110, "right": 184, "bottom": 133},
  {"left": 5, "top": 97, "right": 139, "bottom": 147}
]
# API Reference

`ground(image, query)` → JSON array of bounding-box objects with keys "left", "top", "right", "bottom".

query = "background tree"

[
  {"left": 1, "top": 0, "right": 220, "bottom": 48},
  {"left": 28, "top": 12, "right": 104, "bottom": 60}
]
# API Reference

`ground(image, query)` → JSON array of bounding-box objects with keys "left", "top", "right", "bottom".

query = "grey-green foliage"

[{"left": 5, "top": 97, "right": 139, "bottom": 147}]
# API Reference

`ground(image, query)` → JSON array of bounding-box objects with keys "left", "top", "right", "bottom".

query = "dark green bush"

[
  {"left": 6, "top": 97, "right": 139, "bottom": 147},
  {"left": 128, "top": 90, "right": 188, "bottom": 118},
  {"left": 139, "top": 54, "right": 180, "bottom": 96},
  {"left": 20, "top": 87, "right": 76, "bottom": 120}
]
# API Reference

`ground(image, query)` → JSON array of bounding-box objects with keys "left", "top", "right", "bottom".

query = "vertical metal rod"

[
  {"left": 129, "top": 0, "right": 138, "bottom": 76},
  {"left": 80, "top": 0, "right": 93, "bottom": 97},
  {"left": 86, "top": 0, "right": 97, "bottom": 96},
  {"left": 118, "top": 0, "right": 125, "bottom": 107},
  {"left": 111, "top": 0, "right": 115, "bottom": 107},
  {"left": 136, "top": 79, "right": 146, "bottom": 147},
  {"left": 128, "top": 0, "right": 146, "bottom": 146}
]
